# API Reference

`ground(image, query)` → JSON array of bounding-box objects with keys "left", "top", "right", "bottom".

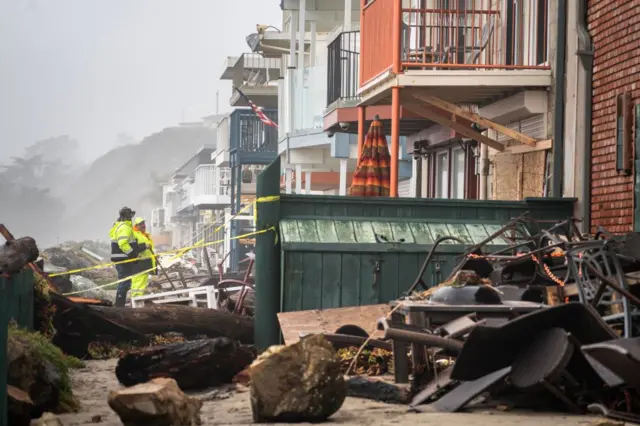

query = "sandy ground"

[{"left": 57, "top": 359, "right": 604, "bottom": 426}]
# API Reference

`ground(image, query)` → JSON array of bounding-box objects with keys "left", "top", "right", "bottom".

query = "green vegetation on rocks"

[{"left": 8, "top": 323, "right": 84, "bottom": 413}]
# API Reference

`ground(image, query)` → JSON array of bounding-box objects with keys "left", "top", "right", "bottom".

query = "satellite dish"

[{"left": 246, "top": 33, "right": 260, "bottom": 52}]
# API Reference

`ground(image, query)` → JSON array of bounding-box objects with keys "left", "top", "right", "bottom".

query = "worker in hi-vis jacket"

[
  {"left": 130, "top": 217, "right": 156, "bottom": 298},
  {"left": 109, "top": 206, "right": 144, "bottom": 307}
]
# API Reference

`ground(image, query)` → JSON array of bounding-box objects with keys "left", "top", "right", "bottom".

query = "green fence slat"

[
  {"left": 428, "top": 223, "right": 454, "bottom": 242},
  {"left": 334, "top": 220, "right": 357, "bottom": 243},
  {"left": 353, "top": 221, "right": 376, "bottom": 243},
  {"left": 410, "top": 222, "right": 435, "bottom": 244},
  {"left": 390, "top": 222, "right": 415, "bottom": 243},
  {"left": 280, "top": 219, "right": 302, "bottom": 243},
  {"left": 315, "top": 220, "right": 339, "bottom": 243}
]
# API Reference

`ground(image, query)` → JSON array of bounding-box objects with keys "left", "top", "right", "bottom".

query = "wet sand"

[{"left": 57, "top": 359, "right": 603, "bottom": 426}]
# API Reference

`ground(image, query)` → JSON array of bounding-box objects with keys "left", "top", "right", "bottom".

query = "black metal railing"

[
  {"left": 327, "top": 30, "right": 360, "bottom": 107},
  {"left": 229, "top": 109, "right": 278, "bottom": 153}
]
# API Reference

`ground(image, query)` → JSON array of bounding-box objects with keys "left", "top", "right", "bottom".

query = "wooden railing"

[{"left": 360, "top": 0, "right": 550, "bottom": 88}]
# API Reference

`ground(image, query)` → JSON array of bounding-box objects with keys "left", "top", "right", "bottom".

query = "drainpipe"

[
  {"left": 577, "top": 0, "right": 593, "bottom": 233},
  {"left": 551, "top": 0, "right": 567, "bottom": 198}
]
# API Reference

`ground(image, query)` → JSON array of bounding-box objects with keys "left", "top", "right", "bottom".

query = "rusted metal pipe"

[{"left": 382, "top": 327, "right": 463, "bottom": 353}]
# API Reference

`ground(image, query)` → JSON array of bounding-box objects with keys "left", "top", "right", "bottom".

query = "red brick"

[{"left": 588, "top": 0, "right": 640, "bottom": 233}]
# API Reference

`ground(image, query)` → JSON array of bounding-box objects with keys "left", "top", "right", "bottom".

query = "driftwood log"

[
  {"left": 0, "top": 237, "right": 39, "bottom": 276},
  {"left": 90, "top": 304, "right": 254, "bottom": 343},
  {"left": 51, "top": 293, "right": 148, "bottom": 358},
  {"left": 116, "top": 338, "right": 256, "bottom": 390}
]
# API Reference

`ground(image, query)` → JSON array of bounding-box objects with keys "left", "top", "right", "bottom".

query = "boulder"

[
  {"left": 7, "top": 326, "right": 81, "bottom": 416},
  {"left": 108, "top": 377, "right": 202, "bottom": 426},
  {"left": 0, "top": 237, "right": 39, "bottom": 275},
  {"left": 249, "top": 334, "right": 346, "bottom": 422}
]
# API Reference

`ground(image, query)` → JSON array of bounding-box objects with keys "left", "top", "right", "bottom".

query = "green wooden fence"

[
  {"left": 1, "top": 270, "right": 35, "bottom": 426},
  {"left": 254, "top": 157, "right": 576, "bottom": 349}
]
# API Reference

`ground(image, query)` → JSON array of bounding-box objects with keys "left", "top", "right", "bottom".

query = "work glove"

[{"left": 138, "top": 243, "right": 147, "bottom": 251}]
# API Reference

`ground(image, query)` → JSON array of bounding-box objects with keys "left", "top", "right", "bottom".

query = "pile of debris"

[{"left": 42, "top": 241, "right": 117, "bottom": 294}]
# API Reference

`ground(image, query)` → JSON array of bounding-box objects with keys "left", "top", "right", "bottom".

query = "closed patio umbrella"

[{"left": 349, "top": 116, "right": 391, "bottom": 197}]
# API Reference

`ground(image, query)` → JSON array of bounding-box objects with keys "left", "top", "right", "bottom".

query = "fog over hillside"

[
  {"left": 0, "top": 125, "right": 215, "bottom": 247},
  {"left": 60, "top": 125, "right": 216, "bottom": 242}
]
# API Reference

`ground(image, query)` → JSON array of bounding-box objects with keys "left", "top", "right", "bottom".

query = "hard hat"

[
  {"left": 134, "top": 217, "right": 146, "bottom": 225},
  {"left": 119, "top": 206, "right": 135, "bottom": 218}
]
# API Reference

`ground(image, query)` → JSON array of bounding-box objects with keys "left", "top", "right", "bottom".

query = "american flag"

[{"left": 233, "top": 86, "right": 279, "bottom": 128}]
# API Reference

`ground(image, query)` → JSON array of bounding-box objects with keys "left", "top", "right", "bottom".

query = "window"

[
  {"left": 616, "top": 92, "right": 632, "bottom": 175},
  {"left": 435, "top": 151, "right": 449, "bottom": 198},
  {"left": 422, "top": 142, "right": 478, "bottom": 199},
  {"left": 451, "top": 148, "right": 465, "bottom": 199}
]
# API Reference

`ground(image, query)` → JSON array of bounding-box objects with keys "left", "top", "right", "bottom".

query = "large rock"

[
  {"left": 7, "top": 327, "right": 78, "bottom": 417},
  {"left": 0, "top": 236, "right": 39, "bottom": 275},
  {"left": 108, "top": 377, "right": 202, "bottom": 426},
  {"left": 249, "top": 334, "right": 346, "bottom": 422}
]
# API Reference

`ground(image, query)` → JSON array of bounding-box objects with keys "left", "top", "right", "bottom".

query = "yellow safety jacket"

[
  {"left": 109, "top": 220, "right": 139, "bottom": 262},
  {"left": 133, "top": 229, "right": 155, "bottom": 273}
]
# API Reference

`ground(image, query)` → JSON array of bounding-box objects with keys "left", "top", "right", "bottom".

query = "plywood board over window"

[{"left": 492, "top": 151, "right": 546, "bottom": 200}]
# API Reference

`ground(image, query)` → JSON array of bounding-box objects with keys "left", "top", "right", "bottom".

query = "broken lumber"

[
  {"left": 89, "top": 304, "right": 254, "bottom": 343},
  {"left": 108, "top": 377, "right": 202, "bottom": 426},
  {"left": 115, "top": 338, "right": 256, "bottom": 390}
]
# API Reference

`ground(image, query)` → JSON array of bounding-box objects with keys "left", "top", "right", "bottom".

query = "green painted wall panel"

[
  {"left": 340, "top": 254, "right": 361, "bottom": 307},
  {"left": 283, "top": 252, "right": 304, "bottom": 311},
  {"left": 378, "top": 253, "right": 400, "bottom": 302},
  {"left": 321, "top": 253, "right": 342, "bottom": 308},
  {"left": 359, "top": 255, "right": 378, "bottom": 305},
  {"left": 301, "top": 253, "right": 323, "bottom": 310},
  {"left": 397, "top": 253, "right": 420, "bottom": 296},
  {"left": 279, "top": 250, "right": 465, "bottom": 312}
]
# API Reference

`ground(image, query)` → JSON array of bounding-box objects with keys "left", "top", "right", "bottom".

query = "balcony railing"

[
  {"left": 230, "top": 109, "right": 278, "bottom": 153},
  {"left": 360, "top": 0, "right": 550, "bottom": 87},
  {"left": 327, "top": 30, "right": 361, "bottom": 107},
  {"left": 192, "top": 165, "right": 231, "bottom": 207}
]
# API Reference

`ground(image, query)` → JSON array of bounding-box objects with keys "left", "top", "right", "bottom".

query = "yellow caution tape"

[
  {"left": 253, "top": 195, "right": 281, "bottom": 223},
  {"left": 61, "top": 227, "right": 276, "bottom": 296},
  {"left": 50, "top": 201, "right": 258, "bottom": 278}
]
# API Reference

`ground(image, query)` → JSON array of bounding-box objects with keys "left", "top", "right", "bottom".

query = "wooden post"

[
  {"left": 357, "top": 106, "right": 366, "bottom": 165},
  {"left": 255, "top": 157, "right": 282, "bottom": 349},
  {"left": 391, "top": 87, "right": 400, "bottom": 197}
]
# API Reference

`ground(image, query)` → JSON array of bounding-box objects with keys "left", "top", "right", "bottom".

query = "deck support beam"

[
  {"left": 412, "top": 94, "right": 538, "bottom": 147},
  {"left": 402, "top": 95, "right": 505, "bottom": 152}
]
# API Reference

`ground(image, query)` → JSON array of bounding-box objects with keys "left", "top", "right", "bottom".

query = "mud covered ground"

[{"left": 57, "top": 359, "right": 602, "bottom": 426}]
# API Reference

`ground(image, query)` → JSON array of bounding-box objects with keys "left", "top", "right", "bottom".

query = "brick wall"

[{"left": 588, "top": 0, "right": 640, "bottom": 233}]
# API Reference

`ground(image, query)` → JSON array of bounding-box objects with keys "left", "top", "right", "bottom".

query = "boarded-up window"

[{"left": 616, "top": 92, "right": 632, "bottom": 175}]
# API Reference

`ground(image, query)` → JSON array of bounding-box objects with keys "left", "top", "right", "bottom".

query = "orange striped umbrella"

[{"left": 349, "top": 116, "right": 390, "bottom": 197}]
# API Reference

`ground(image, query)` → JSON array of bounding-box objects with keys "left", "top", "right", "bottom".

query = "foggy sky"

[{"left": 0, "top": 0, "right": 282, "bottom": 162}]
